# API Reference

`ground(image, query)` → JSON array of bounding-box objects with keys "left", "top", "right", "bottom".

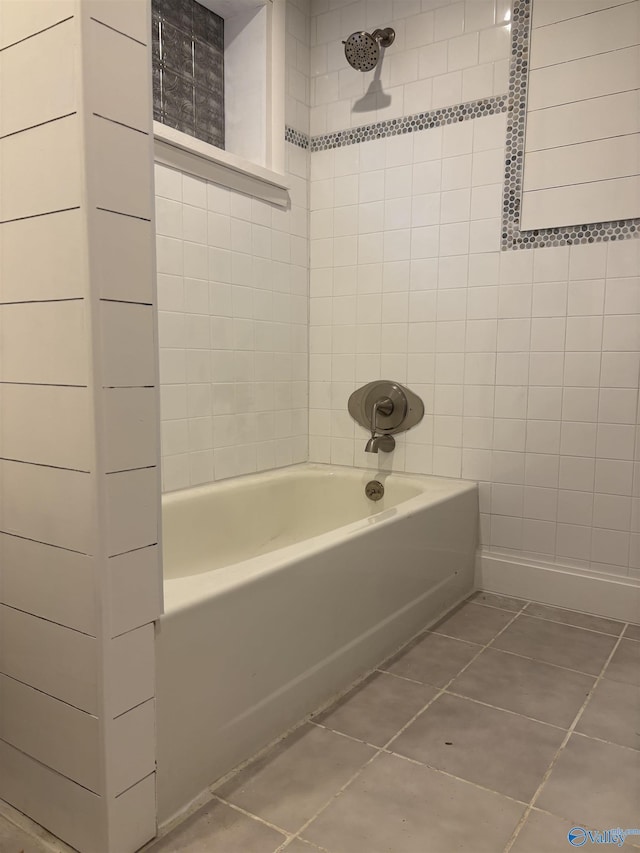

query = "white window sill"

[{"left": 153, "top": 122, "right": 290, "bottom": 207}]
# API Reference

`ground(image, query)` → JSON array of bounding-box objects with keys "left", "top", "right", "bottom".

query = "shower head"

[{"left": 343, "top": 27, "right": 395, "bottom": 72}]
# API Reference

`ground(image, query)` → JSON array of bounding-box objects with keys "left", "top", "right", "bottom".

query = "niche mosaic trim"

[
  {"left": 285, "top": 126, "right": 310, "bottom": 149},
  {"left": 502, "top": 0, "right": 639, "bottom": 250},
  {"left": 152, "top": 0, "right": 224, "bottom": 149},
  {"left": 310, "top": 96, "right": 507, "bottom": 152}
]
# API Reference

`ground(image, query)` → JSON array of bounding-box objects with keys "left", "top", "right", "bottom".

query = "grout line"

[
  {"left": 208, "top": 794, "right": 294, "bottom": 841},
  {"left": 92, "top": 112, "right": 149, "bottom": 137},
  {"left": 422, "top": 626, "right": 616, "bottom": 679},
  {"left": 0, "top": 17, "right": 74, "bottom": 53},
  {"left": 442, "top": 688, "right": 570, "bottom": 731},
  {"left": 0, "top": 112, "right": 77, "bottom": 142},
  {"left": 502, "top": 630, "right": 627, "bottom": 852},
  {"left": 374, "top": 667, "right": 435, "bottom": 686},
  {"left": 0, "top": 456, "right": 90, "bottom": 475},
  {"left": 0, "top": 206, "right": 81, "bottom": 226},
  {"left": 0, "top": 602, "right": 95, "bottom": 639},
  {"left": 527, "top": 85, "right": 640, "bottom": 114},
  {"left": 89, "top": 17, "right": 146, "bottom": 46},
  {"left": 533, "top": 0, "right": 634, "bottom": 30},
  {"left": 477, "top": 607, "right": 624, "bottom": 638}
]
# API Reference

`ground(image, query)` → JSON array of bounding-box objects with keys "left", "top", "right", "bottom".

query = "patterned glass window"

[{"left": 152, "top": 0, "right": 224, "bottom": 149}]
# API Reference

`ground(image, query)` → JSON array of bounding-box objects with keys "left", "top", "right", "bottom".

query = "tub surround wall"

[
  {"left": 0, "top": 3, "right": 161, "bottom": 851},
  {"left": 157, "top": 0, "right": 311, "bottom": 491},
  {"left": 307, "top": 0, "right": 640, "bottom": 604}
]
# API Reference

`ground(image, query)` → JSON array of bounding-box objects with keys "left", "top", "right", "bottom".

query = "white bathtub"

[{"left": 156, "top": 463, "right": 478, "bottom": 824}]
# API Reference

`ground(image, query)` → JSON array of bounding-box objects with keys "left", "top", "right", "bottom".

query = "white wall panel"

[
  {"left": 528, "top": 47, "right": 640, "bottom": 111},
  {"left": 103, "top": 388, "right": 158, "bottom": 473},
  {"left": 0, "top": 385, "right": 91, "bottom": 471},
  {"left": 108, "top": 546, "right": 162, "bottom": 638},
  {"left": 0, "top": 674, "right": 100, "bottom": 792},
  {"left": 0, "top": 18, "right": 76, "bottom": 138},
  {"left": 91, "top": 209, "right": 154, "bottom": 304},
  {"left": 105, "top": 468, "right": 158, "bottom": 557},
  {"left": 525, "top": 91, "right": 640, "bottom": 152},
  {"left": 87, "top": 18, "right": 150, "bottom": 133},
  {"left": 532, "top": 0, "right": 635, "bottom": 27},
  {"left": 106, "top": 625, "right": 155, "bottom": 719},
  {"left": 0, "top": 740, "right": 103, "bottom": 853},
  {"left": 108, "top": 700, "right": 155, "bottom": 796},
  {"left": 523, "top": 135, "right": 640, "bottom": 191},
  {"left": 0, "top": 461, "right": 93, "bottom": 554},
  {"left": 85, "top": 0, "right": 149, "bottom": 45},
  {"left": 0, "top": 0, "right": 74, "bottom": 50},
  {"left": 530, "top": 2, "right": 640, "bottom": 69},
  {"left": 0, "top": 115, "right": 82, "bottom": 221},
  {"left": 99, "top": 302, "right": 156, "bottom": 388},
  {"left": 0, "top": 301, "right": 88, "bottom": 386},
  {"left": 521, "top": 175, "right": 640, "bottom": 230},
  {"left": 88, "top": 116, "right": 153, "bottom": 220},
  {"left": 0, "top": 210, "right": 87, "bottom": 303},
  {"left": 0, "top": 606, "right": 98, "bottom": 714},
  {"left": 0, "top": 534, "right": 96, "bottom": 636}
]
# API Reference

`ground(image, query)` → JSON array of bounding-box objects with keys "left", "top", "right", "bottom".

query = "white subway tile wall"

[
  {"left": 307, "top": 0, "right": 640, "bottom": 582},
  {"left": 309, "top": 0, "right": 511, "bottom": 135},
  {"left": 287, "top": 0, "right": 312, "bottom": 135},
  {"left": 156, "top": 152, "right": 309, "bottom": 490}
]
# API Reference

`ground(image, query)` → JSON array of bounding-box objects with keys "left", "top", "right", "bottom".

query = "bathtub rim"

[{"left": 161, "top": 462, "right": 478, "bottom": 615}]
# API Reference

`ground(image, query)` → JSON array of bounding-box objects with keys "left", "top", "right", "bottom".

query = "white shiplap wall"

[
  {"left": 0, "top": 3, "right": 161, "bottom": 851},
  {"left": 521, "top": 0, "right": 640, "bottom": 229}
]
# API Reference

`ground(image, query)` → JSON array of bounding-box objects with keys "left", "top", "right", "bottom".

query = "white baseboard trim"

[{"left": 476, "top": 550, "right": 640, "bottom": 624}]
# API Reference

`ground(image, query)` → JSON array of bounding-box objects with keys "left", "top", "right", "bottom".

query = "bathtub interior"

[{"left": 162, "top": 465, "right": 425, "bottom": 579}]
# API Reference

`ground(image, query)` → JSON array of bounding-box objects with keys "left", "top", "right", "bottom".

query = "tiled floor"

[{"left": 1, "top": 593, "right": 639, "bottom": 853}]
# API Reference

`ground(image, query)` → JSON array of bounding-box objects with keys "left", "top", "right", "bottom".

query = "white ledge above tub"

[{"left": 153, "top": 122, "right": 290, "bottom": 208}]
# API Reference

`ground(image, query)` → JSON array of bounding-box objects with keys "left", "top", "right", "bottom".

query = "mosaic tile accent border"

[
  {"left": 285, "top": 126, "right": 310, "bottom": 149},
  {"left": 309, "top": 96, "right": 507, "bottom": 152},
  {"left": 502, "top": 0, "right": 639, "bottom": 250}
]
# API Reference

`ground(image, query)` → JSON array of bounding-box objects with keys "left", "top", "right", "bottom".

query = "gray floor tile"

[
  {"left": 470, "top": 590, "right": 528, "bottom": 611},
  {"left": 525, "top": 602, "right": 625, "bottom": 636},
  {"left": 450, "top": 647, "right": 594, "bottom": 728},
  {"left": 576, "top": 677, "right": 640, "bottom": 750},
  {"left": 493, "top": 615, "right": 618, "bottom": 675},
  {"left": 432, "top": 601, "right": 514, "bottom": 644},
  {"left": 314, "top": 671, "right": 436, "bottom": 747},
  {"left": 380, "top": 631, "right": 480, "bottom": 687},
  {"left": 0, "top": 816, "right": 51, "bottom": 853},
  {"left": 148, "top": 798, "right": 285, "bottom": 853},
  {"left": 284, "top": 840, "right": 325, "bottom": 853},
  {"left": 604, "top": 639, "right": 640, "bottom": 687},
  {"left": 214, "top": 724, "right": 375, "bottom": 833},
  {"left": 510, "top": 810, "right": 580, "bottom": 853},
  {"left": 508, "top": 810, "right": 623, "bottom": 853},
  {"left": 537, "top": 734, "right": 640, "bottom": 829},
  {"left": 303, "top": 752, "right": 525, "bottom": 853},
  {"left": 624, "top": 624, "right": 640, "bottom": 641},
  {"left": 391, "top": 692, "right": 564, "bottom": 802}
]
